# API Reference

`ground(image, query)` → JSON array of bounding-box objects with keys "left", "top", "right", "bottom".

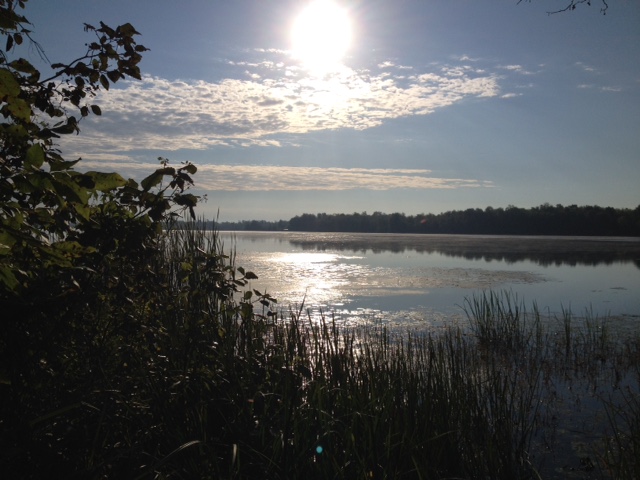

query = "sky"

[{"left": 20, "top": 0, "right": 640, "bottom": 221}]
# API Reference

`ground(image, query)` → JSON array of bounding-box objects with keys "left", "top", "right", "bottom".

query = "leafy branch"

[{"left": 0, "top": 0, "right": 198, "bottom": 295}]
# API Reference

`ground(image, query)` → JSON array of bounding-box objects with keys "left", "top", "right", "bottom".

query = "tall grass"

[
  {"left": 602, "top": 386, "right": 640, "bottom": 479},
  {"left": 462, "top": 290, "right": 543, "bottom": 353},
  {"left": 1, "top": 223, "right": 638, "bottom": 479}
]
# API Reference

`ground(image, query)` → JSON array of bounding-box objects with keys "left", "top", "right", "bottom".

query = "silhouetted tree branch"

[{"left": 518, "top": 0, "right": 609, "bottom": 15}]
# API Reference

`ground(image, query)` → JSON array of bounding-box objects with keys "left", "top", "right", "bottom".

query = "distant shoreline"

[
  {"left": 222, "top": 231, "right": 640, "bottom": 268},
  {"left": 201, "top": 204, "right": 640, "bottom": 237}
]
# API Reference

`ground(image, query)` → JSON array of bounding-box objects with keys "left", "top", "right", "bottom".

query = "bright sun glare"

[{"left": 291, "top": 0, "right": 351, "bottom": 74}]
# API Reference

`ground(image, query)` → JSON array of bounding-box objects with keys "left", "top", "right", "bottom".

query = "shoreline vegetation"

[
  {"left": 212, "top": 204, "right": 640, "bottom": 237},
  {"left": 2, "top": 224, "right": 637, "bottom": 479}
]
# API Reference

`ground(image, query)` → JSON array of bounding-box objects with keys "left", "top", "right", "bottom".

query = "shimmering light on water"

[{"left": 225, "top": 232, "right": 640, "bottom": 331}]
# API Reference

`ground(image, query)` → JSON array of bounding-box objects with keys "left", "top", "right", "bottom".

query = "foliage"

[
  {"left": 0, "top": 223, "right": 275, "bottom": 478},
  {"left": 1, "top": 1, "right": 205, "bottom": 472},
  {"left": 0, "top": 0, "right": 199, "bottom": 297}
]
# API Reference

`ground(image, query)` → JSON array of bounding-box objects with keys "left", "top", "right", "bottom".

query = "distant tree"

[
  {"left": 285, "top": 205, "right": 639, "bottom": 236},
  {"left": 289, "top": 213, "right": 317, "bottom": 231}
]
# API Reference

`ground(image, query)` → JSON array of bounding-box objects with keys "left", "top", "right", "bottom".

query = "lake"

[
  {"left": 220, "top": 231, "right": 640, "bottom": 478},
  {"left": 221, "top": 232, "right": 640, "bottom": 330}
]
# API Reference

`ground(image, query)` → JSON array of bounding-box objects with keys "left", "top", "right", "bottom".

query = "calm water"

[{"left": 222, "top": 232, "right": 640, "bottom": 330}]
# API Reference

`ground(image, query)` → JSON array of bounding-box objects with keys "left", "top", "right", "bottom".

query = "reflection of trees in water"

[{"left": 288, "top": 235, "right": 640, "bottom": 269}]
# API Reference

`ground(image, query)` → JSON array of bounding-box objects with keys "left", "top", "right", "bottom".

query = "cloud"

[
  {"left": 577, "top": 84, "right": 621, "bottom": 92},
  {"left": 378, "top": 61, "right": 412, "bottom": 70},
  {"left": 498, "top": 64, "right": 535, "bottom": 75},
  {"left": 59, "top": 56, "right": 501, "bottom": 156},
  {"left": 455, "top": 55, "right": 480, "bottom": 62},
  {"left": 575, "top": 61, "right": 598, "bottom": 73},
  {"left": 78, "top": 161, "right": 494, "bottom": 192}
]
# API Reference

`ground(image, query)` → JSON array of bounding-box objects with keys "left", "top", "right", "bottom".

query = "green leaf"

[
  {"left": 0, "top": 265, "right": 20, "bottom": 291},
  {"left": 51, "top": 173, "right": 89, "bottom": 204},
  {"left": 1, "top": 69, "right": 32, "bottom": 121},
  {"left": 140, "top": 171, "right": 163, "bottom": 191},
  {"left": 245, "top": 271, "right": 259, "bottom": 280},
  {"left": 174, "top": 193, "right": 198, "bottom": 208},
  {"left": 84, "top": 171, "right": 127, "bottom": 192},
  {"left": 0, "top": 68, "right": 20, "bottom": 97},
  {"left": 182, "top": 163, "right": 198, "bottom": 175},
  {"left": 99, "top": 74, "right": 109, "bottom": 90},
  {"left": 117, "top": 23, "right": 140, "bottom": 36},
  {"left": 7, "top": 97, "right": 31, "bottom": 121},
  {"left": 51, "top": 117, "right": 78, "bottom": 135},
  {"left": 73, "top": 202, "right": 92, "bottom": 221},
  {"left": 53, "top": 241, "right": 84, "bottom": 253},
  {"left": 106, "top": 70, "right": 121, "bottom": 83},
  {"left": 123, "top": 67, "right": 142, "bottom": 81},
  {"left": 0, "top": 231, "right": 17, "bottom": 255},
  {"left": 27, "top": 171, "right": 55, "bottom": 192},
  {"left": 90, "top": 104, "right": 102, "bottom": 115},
  {"left": 49, "top": 158, "right": 81, "bottom": 172},
  {"left": 0, "top": 9, "right": 27, "bottom": 30},
  {"left": 8, "top": 59, "right": 37, "bottom": 75},
  {"left": 25, "top": 144, "right": 45, "bottom": 169}
]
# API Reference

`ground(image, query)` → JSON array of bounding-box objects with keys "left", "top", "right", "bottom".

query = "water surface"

[{"left": 222, "top": 232, "right": 640, "bottom": 330}]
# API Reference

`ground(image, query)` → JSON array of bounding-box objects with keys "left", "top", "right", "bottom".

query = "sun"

[{"left": 291, "top": 0, "right": 352, "bottom": 74}]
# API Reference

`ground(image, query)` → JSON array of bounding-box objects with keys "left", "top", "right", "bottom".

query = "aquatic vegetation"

[{"left": 1, "top": 223, "right": 638, "bottom": 479}]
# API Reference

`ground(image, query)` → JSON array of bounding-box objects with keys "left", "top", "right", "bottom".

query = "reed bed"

[{"left": 1, "top": 224, "right": 638, "bottom": 479}]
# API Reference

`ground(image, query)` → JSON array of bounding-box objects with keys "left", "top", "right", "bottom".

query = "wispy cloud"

[
  {"left": 575, "top": 61, "right": 599, "bottom": 73},
  {"left": 78, "top": 161, "right": 494, "bottom": 192},
  {"left": 498, "top": 64, "right": 536, "bottom": 75},
  {"left": 455, "top": 55, "right": 481, "bottom": 62},
  {"left": 60, "top": 55, "right": 502, "bottom": 156},
  {"left": 577, "top": 83, "right": 622, "bottom": 92}
]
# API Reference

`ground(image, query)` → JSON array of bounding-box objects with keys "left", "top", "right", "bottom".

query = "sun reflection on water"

[
  {"left": 270, "top": 252, "right": 352, "bottom": 309},
  {"left": 250, "top": 251, "right": 466, "bottom": 332}
]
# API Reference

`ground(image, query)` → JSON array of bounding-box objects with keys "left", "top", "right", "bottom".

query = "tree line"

[{"left": 214, "top": 204, "right": 640, "bottom": 236}]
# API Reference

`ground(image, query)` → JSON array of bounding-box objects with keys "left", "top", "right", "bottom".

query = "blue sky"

[{"left": 23, "top": 0, "right": 640, "bottom": 221}]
